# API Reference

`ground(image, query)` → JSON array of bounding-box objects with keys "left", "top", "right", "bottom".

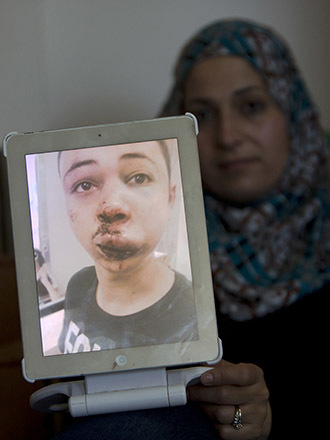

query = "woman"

[
  {"left": 53, "top": 20, "right": 329, "bottom": 440},
  {"left": 160, "top": 19, "right": 330, "bottom": 438}
]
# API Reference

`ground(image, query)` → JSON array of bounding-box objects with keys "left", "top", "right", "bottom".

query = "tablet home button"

[{"left": 115, "top": 355, "right": 127, "bottom": 366}]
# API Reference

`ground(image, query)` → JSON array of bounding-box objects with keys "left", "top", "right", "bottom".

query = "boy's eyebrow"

[
  {"left": 64, "top": 159, "right": 97, "bottom": 178},
  {"left": 63, "top": 151, "right": 158, "bottom": 179},
  {"left": 120, "top": 152, "right": 157, "bottom": 165}
]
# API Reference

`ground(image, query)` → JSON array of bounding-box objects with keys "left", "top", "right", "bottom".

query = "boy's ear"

[{"left": 169, "top": 185, "right": 176, "bottom": 207}]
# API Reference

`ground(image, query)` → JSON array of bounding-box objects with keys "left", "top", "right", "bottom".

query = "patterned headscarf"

[{"left": 160, "top": 19, "right": 330, "bottom": 320}]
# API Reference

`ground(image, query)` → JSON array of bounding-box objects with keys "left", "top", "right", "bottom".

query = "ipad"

[{"left": 3, "top": 115, "right": 219, "bottom": 381}]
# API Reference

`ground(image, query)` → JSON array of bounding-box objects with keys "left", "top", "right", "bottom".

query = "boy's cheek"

[{"left": 68, "top": 209, "right": 77, "bottom": 223}]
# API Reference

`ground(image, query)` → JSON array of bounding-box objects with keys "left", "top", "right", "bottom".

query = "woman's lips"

[{"left": 219, "top": 157, "right": 258, "bottom": 171}]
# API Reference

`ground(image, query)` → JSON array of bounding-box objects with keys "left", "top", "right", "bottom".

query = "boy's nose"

[
  {"left": 97, "top": 205, "right": 130, "bottom": 225},
  {"left": 96, "top": 180, "right": 132, "bottom": 225}
]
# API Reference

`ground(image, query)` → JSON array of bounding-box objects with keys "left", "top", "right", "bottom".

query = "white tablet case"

[{"left": 3, "top": 114, "right": 222, "bottom": 415}]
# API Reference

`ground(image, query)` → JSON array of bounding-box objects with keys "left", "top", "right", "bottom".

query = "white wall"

[{"left": 1, "top": 0, "right": 330, "bottom": 143}]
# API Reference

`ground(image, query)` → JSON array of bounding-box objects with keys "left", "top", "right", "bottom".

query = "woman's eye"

[
  {"left": 194, "top": 109, "right": 215, "bottom": 124},
  {"left": 241, "top": 100, "right": 265, "bottom": 115}
]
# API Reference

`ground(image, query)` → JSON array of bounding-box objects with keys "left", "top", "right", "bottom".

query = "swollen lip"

[
  {"left": 95, "top": 234, "right": 139, "bottom": 261},
  {"left": 97, "top": 244, "right": 137, "bottom": 261}
]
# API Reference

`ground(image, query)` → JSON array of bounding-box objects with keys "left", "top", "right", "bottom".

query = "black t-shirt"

[{"left": 58, "top": 266, "right": 198, "bottom": 353}]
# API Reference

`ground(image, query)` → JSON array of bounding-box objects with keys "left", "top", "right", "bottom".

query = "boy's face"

[{"left": 60, "top": 141, "right": 175, "bottom": 273}]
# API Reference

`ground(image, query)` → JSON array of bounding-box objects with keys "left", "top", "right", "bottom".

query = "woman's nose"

[{"left": 216, "top": 112, "right": 242, "bottom": 150}]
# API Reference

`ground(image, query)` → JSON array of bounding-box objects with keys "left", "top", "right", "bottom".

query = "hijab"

[{"left": 160, "top": 19, "right": 330, "bottom": 320}]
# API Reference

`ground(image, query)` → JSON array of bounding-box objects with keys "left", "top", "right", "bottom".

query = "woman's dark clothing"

[{"left": 219, "top": 283, "right": 329, "bottom": 438}]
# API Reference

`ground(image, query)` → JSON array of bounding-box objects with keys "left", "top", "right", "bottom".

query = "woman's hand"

[{"left": 188, "top": 360, "right": 271, "bottom": 439}]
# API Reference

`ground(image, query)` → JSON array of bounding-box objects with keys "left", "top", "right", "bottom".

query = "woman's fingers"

[
  {"left": 187, "top": 360, "right": 271, "bottom": 439},
  {"left": 200, "top": 360, "right": 266, "bottom": 388},
  {"left": 189, "top": 362, "right": 269, "bottom": 406}
]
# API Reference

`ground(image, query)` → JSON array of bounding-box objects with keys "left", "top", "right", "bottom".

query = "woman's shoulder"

[{"left": 219, "top": 281, "right": 329, "bottom": 365}]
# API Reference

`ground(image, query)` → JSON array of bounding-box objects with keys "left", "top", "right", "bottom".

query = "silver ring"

[{"left": 232, "top": 406, "right": 243, "bottom": 430}]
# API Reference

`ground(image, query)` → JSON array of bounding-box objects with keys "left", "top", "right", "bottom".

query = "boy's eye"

[
  {"left": 128, "top": 173, "right": 152, "bottom": 185},
  {"left": 73, "top": 181, "right": 95, "bottom": 193}
]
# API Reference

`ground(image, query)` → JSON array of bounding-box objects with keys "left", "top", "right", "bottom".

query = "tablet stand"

[{"left": 28, "top": 339, "right": 222, "bottom": 416}]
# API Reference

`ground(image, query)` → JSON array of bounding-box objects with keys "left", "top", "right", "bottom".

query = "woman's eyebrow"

[
  {"left": 186, "top": 85, "right": 267, "bottom": 104},
  {"left": 64, "top": 159, "right": 97, "bottom": 179},
  {"left": 234, "top": 85, "right": 267, "bottom": 96}
]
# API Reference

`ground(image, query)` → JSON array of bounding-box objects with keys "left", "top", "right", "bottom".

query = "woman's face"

[{"left": 184, "top": 56, "right": 290, "bottom": 204}]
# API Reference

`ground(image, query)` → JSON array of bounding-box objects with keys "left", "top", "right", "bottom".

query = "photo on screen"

[{"left": 25, "top": 139, "right": 198, "bottom": 357}]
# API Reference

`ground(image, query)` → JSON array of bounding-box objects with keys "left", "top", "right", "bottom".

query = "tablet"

[{"left": 3, "top": 115, "right": 219, "bottom": 382}]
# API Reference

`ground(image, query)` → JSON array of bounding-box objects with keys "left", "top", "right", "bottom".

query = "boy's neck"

[{"left": 95, "top": 256, "right": 175, "bottom": 316}]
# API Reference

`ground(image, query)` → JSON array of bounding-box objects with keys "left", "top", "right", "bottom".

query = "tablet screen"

[{"left": 25, "top": 139, "right": 197, "bottom": 356}]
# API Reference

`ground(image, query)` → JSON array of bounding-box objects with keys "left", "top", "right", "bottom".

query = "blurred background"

[
  {"left": 1, "top": 0, "right": 330, "bottom": 253},
  {"left": 0, "top": 1, "right": 329, "bottom": 438}
]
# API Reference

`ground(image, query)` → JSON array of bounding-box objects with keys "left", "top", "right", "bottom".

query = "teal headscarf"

[{"left": 160, "top": 19, "right": 330, "bottom": 320}]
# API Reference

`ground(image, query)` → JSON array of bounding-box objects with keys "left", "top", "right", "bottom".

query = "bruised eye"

[{"left": 127, "top": 173, "right": 152, "bottom": 185}]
